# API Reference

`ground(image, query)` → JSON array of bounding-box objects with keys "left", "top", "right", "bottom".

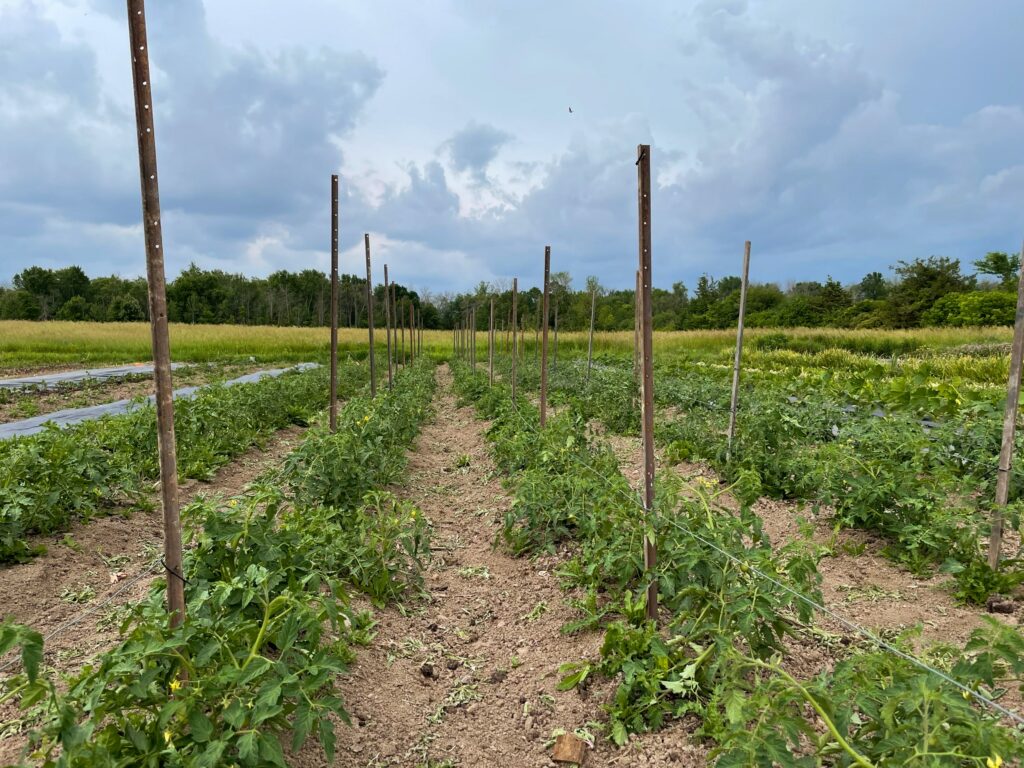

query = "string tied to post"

[{"left": 161, "top": 558, "right": 189, "bottom": 586}]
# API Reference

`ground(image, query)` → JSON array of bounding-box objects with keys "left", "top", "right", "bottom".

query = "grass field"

[{"left": 0, "top": 320, "right": 1015, "bottom": 371}]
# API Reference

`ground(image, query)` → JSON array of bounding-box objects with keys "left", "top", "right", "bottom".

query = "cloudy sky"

[{"left": 2, "top": 0, "right": 1023, "bottom": 294}]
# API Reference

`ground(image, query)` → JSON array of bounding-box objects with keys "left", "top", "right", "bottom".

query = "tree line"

[{"left": 1, "top": 252, "right": 1020, "bottom": 331}]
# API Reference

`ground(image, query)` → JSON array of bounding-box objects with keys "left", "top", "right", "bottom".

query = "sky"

[{"left": 2, "top": 0, "right": 1023, "bottom": 295}]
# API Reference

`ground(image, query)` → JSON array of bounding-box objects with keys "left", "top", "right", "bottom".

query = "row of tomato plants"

[
  {"left": 498, "top": 353, "right": 1023, "bottom": 603},
  {"left": 452, "top": 361, "right": 1024, "bottom": 766},
  {"left": 0, "top": 360, "right": 375, "bottom": 565},
  {"left": 0, "top": 361, "right": 436, "bottom": 767}
]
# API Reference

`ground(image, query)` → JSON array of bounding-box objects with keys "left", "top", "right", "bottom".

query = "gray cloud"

[
  {"left": 1, "top": 0, "right": 382, "bottom": 279},
  {"left": 441, "top": 121, "right": 513, "bottom": 183},
  {"left": 2, "top": 0, "right": 1024, "bottom": 295}
]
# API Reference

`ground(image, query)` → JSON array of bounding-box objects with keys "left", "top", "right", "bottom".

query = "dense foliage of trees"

[{"left": 1, "top": 252, "right": 1020, "bottom": 330}]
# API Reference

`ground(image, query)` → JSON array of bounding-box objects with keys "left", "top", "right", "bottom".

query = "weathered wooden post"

[
  {"left": 540, "top": 246, "right": 551, "bottom": 428},
  {"left": 127, "top": 0, "right": 185, "bottom": 625},
  {"left": 383, "top": 265, "right": 394, "bottom": 389},
  {"left": 726, "top": 241, "right": 752, "bottom": 463},
  {"left": 637, "top": 144, "right": 658, "bottom": 622},
  {"left": 364, "top": 235, "right": 377, "bottom": 396},
  {"left": 991, "top": 240, "right": 1024, "bottom": 568},
  {"left": 329, "top": 175, "right": 339, "bottom": 431}
]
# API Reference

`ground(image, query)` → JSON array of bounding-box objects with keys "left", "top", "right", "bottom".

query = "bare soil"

[
  {"left": 0, "top": 426, "right": 306, "bottom": 764},
  {"left": 294, "top": 367, "right": 709, "bottom": 767}
]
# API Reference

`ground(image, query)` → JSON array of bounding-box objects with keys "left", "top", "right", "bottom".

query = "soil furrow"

[{"left": 305, "top": 367, "right": 706, "bottom": 767}]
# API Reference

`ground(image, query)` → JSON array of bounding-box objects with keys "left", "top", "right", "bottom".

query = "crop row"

[
  {"left": 0, "top": 361, "right": 374, "bottom": 564},
  {"left": 494, "top": 353, "right": 1023, "bottom": 603},
  {"left": 452, "top": 361, "right": 1024, "bottom": 765},
  {"left": 0, "top": 361, "right": 437, "bottom": 766}
]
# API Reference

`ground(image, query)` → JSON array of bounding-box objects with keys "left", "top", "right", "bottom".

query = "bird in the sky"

[{"left": 568, "top": 106, "right": 573, "bottom": 114}]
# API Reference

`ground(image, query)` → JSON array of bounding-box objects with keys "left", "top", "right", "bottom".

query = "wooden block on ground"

[{"left": 552, "top": 732, "right": 587, "bottom": 765}]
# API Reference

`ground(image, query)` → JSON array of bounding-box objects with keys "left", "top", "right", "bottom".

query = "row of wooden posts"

[
  {"left": 328, "top": 192, "right": 425, "bottom": 431},
  {"left": 450, "top": 150, "right": 661, "bottom": 619},
  {"left": 129, "top": 0, "right": 1016, "bottom": 632}
]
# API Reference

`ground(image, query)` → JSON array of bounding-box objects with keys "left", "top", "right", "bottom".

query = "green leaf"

[
  {"left": 237, "top": 731, "right": 258, "bottom": 763},
  {"left": 723, "top": 688, "right": 746, "bottom": 725},
  {"left": 188, "top": 709, "right": 214, "bottom": 743},
  {"left": 611, "top": 720, "right": 629, "bottom": 746},
  {"left": 259, "top": 733, "right": 287, "bottom": 767}
]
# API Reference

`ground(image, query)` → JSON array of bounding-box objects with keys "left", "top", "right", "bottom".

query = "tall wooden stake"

[
  {"left": 400, "top": 301, "right": 406, "bottom": 367},
  {"left": 511, "top": 278, "right": 519, "bottom": 400},
  {"left": 128, "top": 0, "right": 185, "bottom": 626},
  {"left": 364, "top": 234, "right": 377, "bottom": 397},
  {"left": 991, "top": 239, "right": 1024, "bottom": 568},
  {"left": 383, "top": 265, "right": 394, "bottom": 390},
  {"left": 489, "top": 297, "right": 495, "bottom": 385},
  {"left": 329, "top": 175, "right": 339, "bottom": 432},
  {"left": 540, "top": 246, "right": 551, "bottom": 428},
  {"left": 637, "top": 144, "right": 658, "bottom": 622},
  {"left": 586, "top": 288, "right": 597, "bottom": 383},
  {"left": 726, "top": 241, "right": 752, "bottom": 462}
]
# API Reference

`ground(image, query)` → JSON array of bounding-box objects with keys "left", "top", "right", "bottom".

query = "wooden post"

[
  {"left": 637, "top": 144, "right": 658, "bottom": 622},
  {"left": 991, "top": 239, "right": 1024, "bottom": 568},
  {"left": 489, "top": 297, "right": 495, "bottom": 385},
  {"left": 540, "top": 246, "right": 551, "bottom": 428},
  {"left": 511, "top": 278, "right": 518, "bottom": 400},
  {"left": 329, "top": 175, "right": 339, "bottom": 431},
  {"left": 383, "top": 265, "right": 394, "bottom": 389},
  {"left": 400, "top": 300, "right": 406, "bottom": 367},
  {"left": 364, "top": 235, "right": 377, "bottom": 397},
  {"left": 127, "top": 0, "right": 185, "bottom": 626},
  {"left": 726, "top": 241, "right": 752, "bottom": 463},
  {"left": 586, "top": 288, "right": 596, "bottom": 384}
]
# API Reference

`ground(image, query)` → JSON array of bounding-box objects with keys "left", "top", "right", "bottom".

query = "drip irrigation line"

[{"left": 488, "top": 377, "right": 1024, "bottom": 727}]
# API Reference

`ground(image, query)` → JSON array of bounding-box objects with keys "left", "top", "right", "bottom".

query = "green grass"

[
  {"left": 0, "top": 321, "right": 447, "bottom": 371},
  {"left": 0, "top": 320, "right": 1014, "bottom": 372}
]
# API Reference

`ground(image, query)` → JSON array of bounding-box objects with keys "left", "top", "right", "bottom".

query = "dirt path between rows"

[
  {"left": 296, "top": 367, "right": 706, "bottom": 768},
  {"left": 0, "top": 425, "right": 307, "bottom": 764}
]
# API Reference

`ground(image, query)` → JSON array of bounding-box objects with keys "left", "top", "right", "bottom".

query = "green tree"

[
  {"left": 884, "top": 257, "right": 973, "bottom": 327},
  {"left": 109, "top": 294, "right": 145, "bottom": 322},
  {"left": 56, "top": 295, "right": 90, "bottom": 321},
  {"left": 972, "top": 251, "right": 1021, "bottom": 289},
  {"left": 0, "top": 289, "right": 41, "bottom": 320},
  {"left": 856, "top": 271, "right": 889, "bottom": 300}
]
